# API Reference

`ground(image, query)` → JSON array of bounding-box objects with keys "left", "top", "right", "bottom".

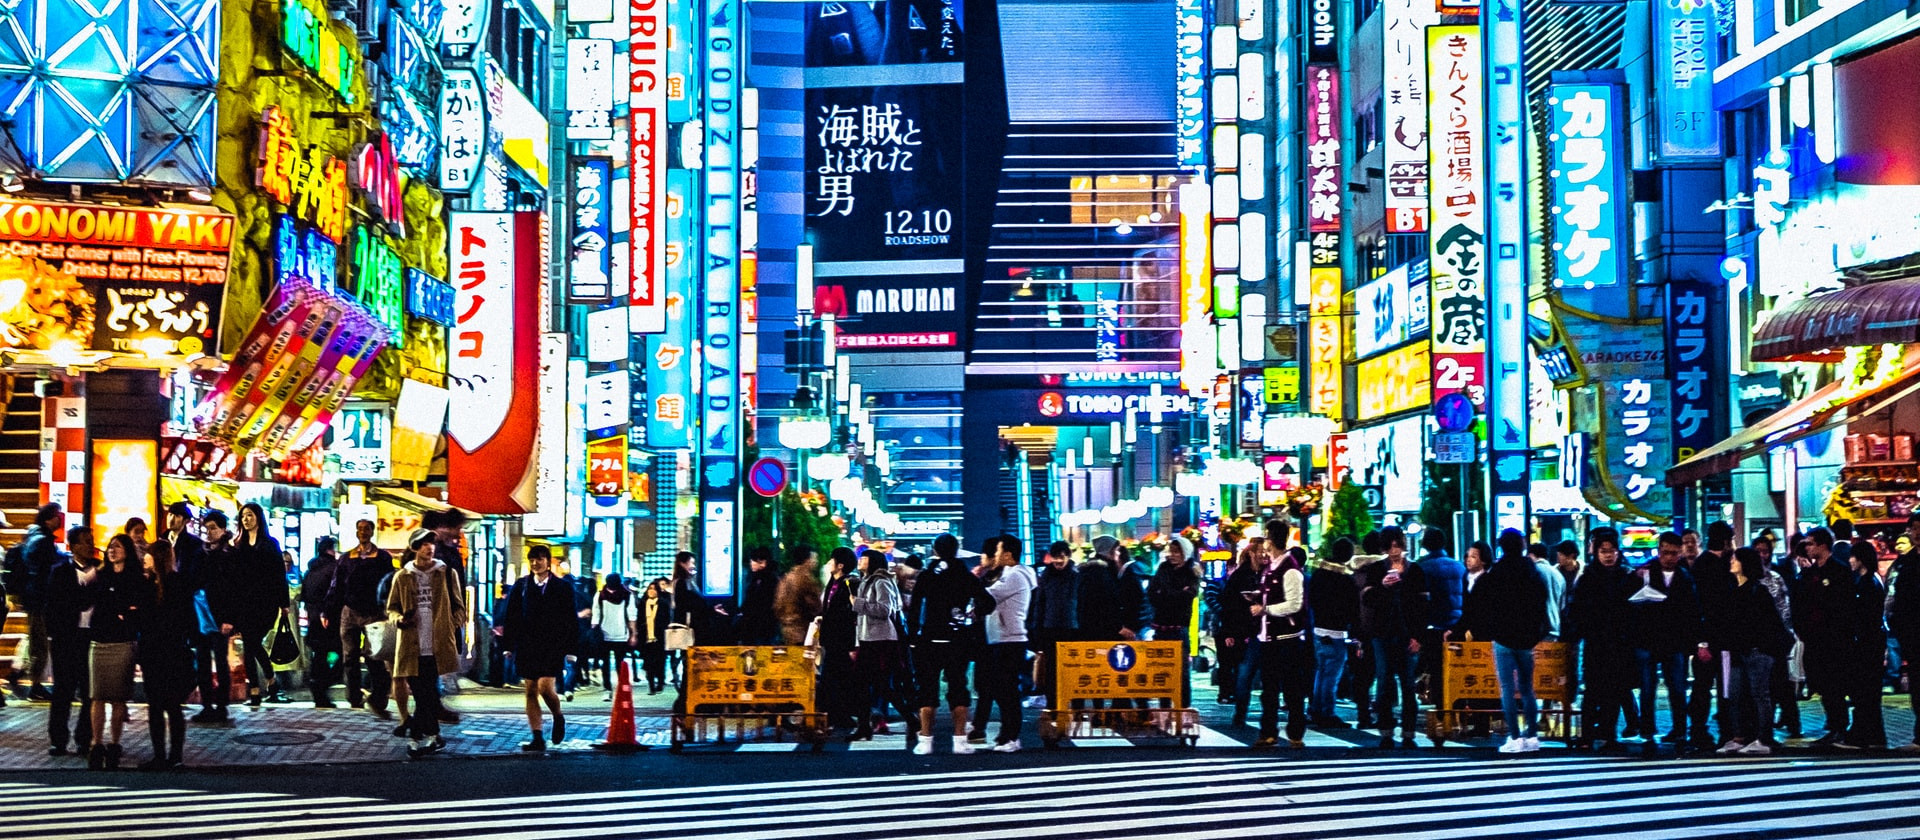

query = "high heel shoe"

[
  {"left": 104, "top": 744, "right": 122, "bottom": 770},
  {"left": 87, "top": 745, "right": 106, "bottom": 771}
]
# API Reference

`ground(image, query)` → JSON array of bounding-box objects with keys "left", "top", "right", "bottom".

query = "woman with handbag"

[
  {"left": 818, "top": 548, "right": 861, "bottom": 734},
  {"left": 139, "top": 541, "right": 197, "bottom": 769},
  {"left": 81, "top": 535, "right": 154, "bottom": 770},
  {"left": 228, "top": 504, "right": 291, "bottom": 706},
  {"left": 851, "top": 549, "right": 916, "bottom": 741},
  {"left": 667, "top": 552, "right": 708, "bottom": 689},
  {"left": 591, "top": 574, "right": 639, "bottom": 700},
  {"left": 498, "top": 545, "right": 579, "bottom": 751},
  {"left": 638, "top": 579, "right": 672, "bottom": 694}
]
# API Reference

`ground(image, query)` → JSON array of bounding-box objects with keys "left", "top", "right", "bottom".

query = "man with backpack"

[
  {"left": 326, "top": 520, "right": 398, "bottom": 717},
  {"left": 6, "top": 504, "right": 65, "bottom": 701}
]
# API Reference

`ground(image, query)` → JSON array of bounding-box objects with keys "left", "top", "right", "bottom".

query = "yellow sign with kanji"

[
  {"left": 1440, "top": 641, "right": 1573, "bottom": 704},
  {"left": 1054, "top": 641, "right": 1185, "bottom": 705},
  {"left": 684, "top": 646, "right": 817, "bottom": 713}
]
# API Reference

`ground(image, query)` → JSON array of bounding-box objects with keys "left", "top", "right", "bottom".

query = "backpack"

[{"left": 1, "top": 540, "right": 24, "bottom": 600}]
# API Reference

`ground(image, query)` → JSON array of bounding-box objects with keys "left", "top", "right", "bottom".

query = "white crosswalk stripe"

[{"left": 16, "top": 754, "right": 1920, "bottom": 840}]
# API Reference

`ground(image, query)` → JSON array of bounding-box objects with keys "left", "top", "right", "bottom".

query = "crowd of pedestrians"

[{"left": 5, "top": 505, "right": 1916, "bottom": 766}]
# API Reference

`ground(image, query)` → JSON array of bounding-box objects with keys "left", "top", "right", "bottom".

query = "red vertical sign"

[{"left": 628, "top": 0, "right": 666, "bottom": 333}]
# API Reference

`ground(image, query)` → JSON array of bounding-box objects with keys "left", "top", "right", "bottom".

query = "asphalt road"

[{"left": 12, "top": 744, "right": 1920, "bottom": 839}]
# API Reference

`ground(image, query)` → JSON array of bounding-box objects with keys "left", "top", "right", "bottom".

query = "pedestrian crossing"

[{"left": 11, "top": 753, "right": 1920, "bottom": 839}]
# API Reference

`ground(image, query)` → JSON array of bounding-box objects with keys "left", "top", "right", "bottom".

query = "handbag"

[
  {"left": 803, "top": 616, "right": 823, "bottom": 648},
  {"left": 664, "top": 588, "right": 695, "bottom": 651},
  {"left": 192, "top": 590, "right": 219, "bottom": 637},
  {"left": 267, "top": 611, "right": 304, "bottom": 669},
  {"left": 366, "top": 619, "right": 396, "bottom": 662}
]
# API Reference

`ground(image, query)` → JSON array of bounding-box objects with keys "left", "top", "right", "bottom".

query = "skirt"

[{"left": 90, "top": 641, "right": 139, "bottom": 703}]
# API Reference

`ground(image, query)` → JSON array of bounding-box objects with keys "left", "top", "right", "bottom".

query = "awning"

[
  {"left": 368, "top": 486, "right": 480, "bottom": 520},
  {"left": 1668, "top": 346, "right": 1920, "bottom": 485},
  {"left": 1752, "top": 277, "right": 1920, "bottom": 362}
]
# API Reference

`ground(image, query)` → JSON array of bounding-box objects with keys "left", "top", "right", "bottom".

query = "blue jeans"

[
  {"left": 1493, "top": 642, "right": 1539, "bottom": 739},
  {"left": 1311, "top": 635, "right": 1347, "bottom": 721},
  {"left": 1634, "top": 648, "right": 1689, "bottom": 738},
  {"left": 1234, "top": 638, "right": 1265, "bottom": 720},
  {"left": 1725, "top": 649, "right": 1775, "bottom": 743}
]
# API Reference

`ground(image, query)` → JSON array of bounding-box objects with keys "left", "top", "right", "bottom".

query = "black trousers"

[
  {"left": 821, "top": 646, "right": 859, "bottom": 729},
  {"left": 975, "top": 643, "right": 1026, "bottom": 742},
  {"left": 1581, "top": 642, "right": 1635, "bottom": 741},
  {"left": 197, "top": 633, "right": 232, "bottom": 710},
  {"left": 239, "top": 631, "right": 274, "bottom": 696},
  {"left": 1687, "top": 649, "right": 1721, "bottom": 742},
  {"left": 48, "top": 635, "right": 92, "bottom": 750},
  {"left": 640, "top": 640, "right": 667, "bottom": 690},
  {"left": 407, "top": 656, "right": 443, "bottom": 740},
  {"left": 1258, "top": 637, "right": 1313, "bottom": 741},
  {"left": 1849, "top": 636, "right": 1887, "bottom": 745},
  {"left": 1216, "top": 637, "right": 1246, "bottom": 703},
  {"left": 854, "top": 640, "right": 916, "bottom": 732}
]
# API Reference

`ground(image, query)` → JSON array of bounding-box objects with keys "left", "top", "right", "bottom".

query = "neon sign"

[
  {"left": 352, "top": 228, "right": 406, "bottom": 345},
  {"left": 282, "top": 0, "right": 356, "bottom": 104},
  {"left": 353, "top": 133, "right": 406, "bottom": 238},
  {"left": 257, "top": 108, "right": 349, "bottom": 243}
]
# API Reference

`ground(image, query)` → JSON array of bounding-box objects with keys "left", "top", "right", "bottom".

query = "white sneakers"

[
  {"left": 951, "top": 737, "right": 976, "bottom": 755},
  {"left": 1499, "top": 737, "right": 1542, "bottom": 754},
  {"left": 913, "top": 735, "right": 934, "bottom": 755},
  {"left": 915, "top": 734, "right": 1019, "bottom": 754},
  {"left": 1738, "top": 741, "right": 1772, "bottom": 756},
  {"left": 992, "top": 740, "right": 1022, "bottom": 753},
  {"left": 1716, "top": 740, "right": 1746, "bottom": 755}
]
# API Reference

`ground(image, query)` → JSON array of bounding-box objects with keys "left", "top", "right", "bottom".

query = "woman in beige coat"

[{"left": 385, "top": 529, "right": 465, "bottom": 758}]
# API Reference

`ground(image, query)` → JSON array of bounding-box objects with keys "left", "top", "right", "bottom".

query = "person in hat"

[
  {"left": 1148, "top": 535, "right": 1203, "bottom": 708},
  {"left": 386, "top": 529, "right": 464, "bottom": 758}
]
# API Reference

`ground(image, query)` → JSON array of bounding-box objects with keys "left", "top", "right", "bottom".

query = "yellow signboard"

[
  {"left": 1440, "top": 641, "right": 1573, "bottom": 704},
  {"left": 684, "top": 646, "right": 817, "bottom": 713},
  {"left": 1355, "top": 342, "right": 1432, "bottom": 420},
  {"left": 1054, "top": 640, "right": 1185, "bottom": 705}
]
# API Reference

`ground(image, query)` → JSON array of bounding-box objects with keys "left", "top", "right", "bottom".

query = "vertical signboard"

[
  {"left": 439, "top": 67, "right": 485, "bottom": 193},
  {"left": 1305, "top": 65, "right": 1341, "bottom": 234},
  {"left": 446, "top": 212, "right": 541, "bottom": 514},
  {"left": 1486, "top": 4, "right": 1529, "bottom": 527},
  {"left": 1308, "top": 264, "right": 1343, "bottom": 417},
  {"left": 567, "top": 38, "right": 616, "bottom": 141},
  {"left": 647, "top": 171, "right": 696, "bottom": 450},
  {"left": 569, "top": 156, "right": 615, "bottom": 302},
  {"left": 1654, "top": 0, "right": 1720, "bottom": 160},
  {"left": 629, "top": 0, "right": 668, "bottom": 334},
  {"left": 1383, "top": 0, "right": 1439, "bottom": 233},
  {"left": 1178, "top": 181, "right": 1215, "bottom": 395},
  {"left": 1175, "top": 0, "right": 1208, "bottom": 167},
  {"left": 1426, "top": 26, "right": 1487, "bottom": 413},
  {"left": 700, "top": 0, "right": 741, "bottom": 598},
  {"left": 1548, "top": 83, "right": 1625, "bottom": 289},
  {"left": 1603, "top": 377, "right": 1672, "bottom": 514},
  {"left": 523, "top": 333, "right": 569, "bottom": 536},
  {"left": 1667, "top": 279, "right": 1721, "bottom": 465}
]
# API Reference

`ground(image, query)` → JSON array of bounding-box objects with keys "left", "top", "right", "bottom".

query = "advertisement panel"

[
  {"left": 804, "top": 85, "right": 963, "bottom": 265},
  {"left": 1666, "top": 279, "right": 1722, "bottom": 464},
  {"left": 328, "top": 407, "right": 391, "bottom": 481},
  {"left": 1179, "top": 182, "right": 1215, "bottom": 395},
  {"left": 446, "top": 212, "right": 540, "bottom": 513},
  {"left": 1355, "top": 343, "right": 1431, "bottom": 421},
  {"left": 567, "top": 38, "right": 616, "bottom": 141},
  {"left": 1305, "top": 64, "right": 1341, "bottom": 233},
  {"left": 1549, "top": 83, "right": 1625, "bottom": 289},
  {"left": 701, "top": 0, "right": 741, "bottom": 597},
  {"left": 1600, "top": 377, "right": 1672, "bottom": 513},
  {"left": 1382, "top": 0, "right": 1439, "bottom": 233},
  {"left": 629, "top": 0, "right": 668, "bottom": 334},
  {"left": 1426, "top": 26, "right": 1486, "bottom": 411},
  {"left": 811, "top": 274, "right": 961, "bottom": 350},
  {"left": 1175, "top": 0, "right": 1207, "bottom": 167},
  {"left": 439, "top": 67, "right": 485, "bottom": 194},
  {"left": 1487, "top": 6, "right": 1530, "bottom": 518},
  {"left": 1353, "top": 264, "right": 1411, "bottom": 359},
  {"left": 1344, "top": 415, "right": 1425, "bottom": 513},
  {"left": 1653, "top": 0, "right": 1720, "bottom": 160}
]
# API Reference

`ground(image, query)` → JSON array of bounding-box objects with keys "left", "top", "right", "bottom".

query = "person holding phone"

[{"left": 1358, "top": 526, "right": 1429, "bottom": 749}]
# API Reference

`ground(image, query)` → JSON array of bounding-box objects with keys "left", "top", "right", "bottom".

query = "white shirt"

[
  {"left": 592, "top": 593, "right": 638, "bottom": 643},
  {"left": 413, "top": 564, "right": 437, "bottom": 656},
  {"left": 1260, "top": 567, "right": 1307, "bottom": 642}
]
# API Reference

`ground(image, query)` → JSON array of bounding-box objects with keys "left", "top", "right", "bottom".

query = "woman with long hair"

[
  {"left": 83, "top": 534, "right": 153, "bottom": 770},
  {"left": 139, "top": 541, "right": 196, "bottom": 769},
  {"left": 637, "top": 578, "right": 672, "bottom": 694},
  {"left": 230, "top": 503, "right": 291, "bottom": 705},
  {"left": 591, "top": 573, "right": 638, "bottom": 699},
  {"left": 851, "top": 549, "right": 916, "bottom": 741}
]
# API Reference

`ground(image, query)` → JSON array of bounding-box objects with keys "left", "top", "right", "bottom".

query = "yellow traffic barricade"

[
  {"left": 671, "top": 645, "right": 830, "bottom": 752},
  {"left": 1427, "top": 640, "right": 1577, "bottom": 745},
  {"left": 1039, "top": 640, "right": 1199, "bottom": 748}
]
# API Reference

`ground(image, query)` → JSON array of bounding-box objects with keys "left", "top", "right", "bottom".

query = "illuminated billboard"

[
  {"left": 1382, "top": 0, "right": 1439, "bottom": 233},
  {"left": 1426, "top": 26, "right": 1486, "bottom": 411},
  {"left": 1355, "top": 342, "right": 1431, "bottom": 421},
  {"left": 1353, "top": 265, "right": 1412, "bottom": 360},
  {"left": 1549, "top": 83, "right": 1626, "bottom": 289},
  {"left": 629, "top": 0, "right": 667, "bottom": 333}
]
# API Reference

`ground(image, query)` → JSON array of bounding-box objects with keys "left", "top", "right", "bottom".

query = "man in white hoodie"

[{"left": 977, "top": 535, "right": 1036, "bottom": 752}]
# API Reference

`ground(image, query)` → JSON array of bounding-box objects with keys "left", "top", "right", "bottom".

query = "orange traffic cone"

[{"left": 593, "top": 659, "right": 646, "bottom": 752}]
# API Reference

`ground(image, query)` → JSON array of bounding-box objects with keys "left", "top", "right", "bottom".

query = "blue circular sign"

[
  {"left": 747, "top": 457, "right": 788, "bottom": 498},
  {"left": 1106, "top": 643, "right": 1137, "bottom": 672},
  {"left": 1433, "top": 393, "right": 1475, "bottom": 433}
]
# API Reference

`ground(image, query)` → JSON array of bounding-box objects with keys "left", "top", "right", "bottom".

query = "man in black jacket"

[
  {"left": 908, "top": 534, "right": 995, "bottom": 755},
  {"left": 1028, "top": 541, "right": 1079, "bottom": 707},
  {"left": 1892, "top": 514, "right": 1920, "bottom": 752},
  {"left": 44, "top": 525, "right": 95, "bottom": 755},
  {"left": 193, "top": 509, "right": 237, "bottom": 722},
  {"left": 1569, "top": 528, "right": 1633, "bottom": 751},
  {"left": 1796, "top": 527, "right": 1856, "bottom": 747},
  {"left": 1148, "top": 536, "right": 1202, "bottom": 707},
  {"left": 734, "top": 548, "right": 781, "bottom": 644},
  {"left": 7, "top": 503, "right": 63, "bottom": 701},
  {"left": 325, "top": 519, "right": 396, "bottom": 715},
  {"left": 1079, "top": 537, "right": 1126, "bottom": 642},
  {"left": 1686, "top": 521, "right": 1737, "bottom": 750},
  {"left": 1307, "top": 539, "right": 1360, "bottom": 728},
  {"left": 1628, "top": 532, "right": 1702, "bottom": 755},
  {"left": 302, "top": 537, "right": 341, "bottom": 708}
]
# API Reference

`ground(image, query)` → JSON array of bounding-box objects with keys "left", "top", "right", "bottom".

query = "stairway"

[{"left": 0, "top": 374, "right": 41, "bottom": 686}]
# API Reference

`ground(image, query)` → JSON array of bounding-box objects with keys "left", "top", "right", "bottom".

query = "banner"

[
  {"left": 1426, "top": 26, "right": 1487, "bottom": 411},
  {"left": 446, "top": 212, "right": 541, "bottom": 513}
]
